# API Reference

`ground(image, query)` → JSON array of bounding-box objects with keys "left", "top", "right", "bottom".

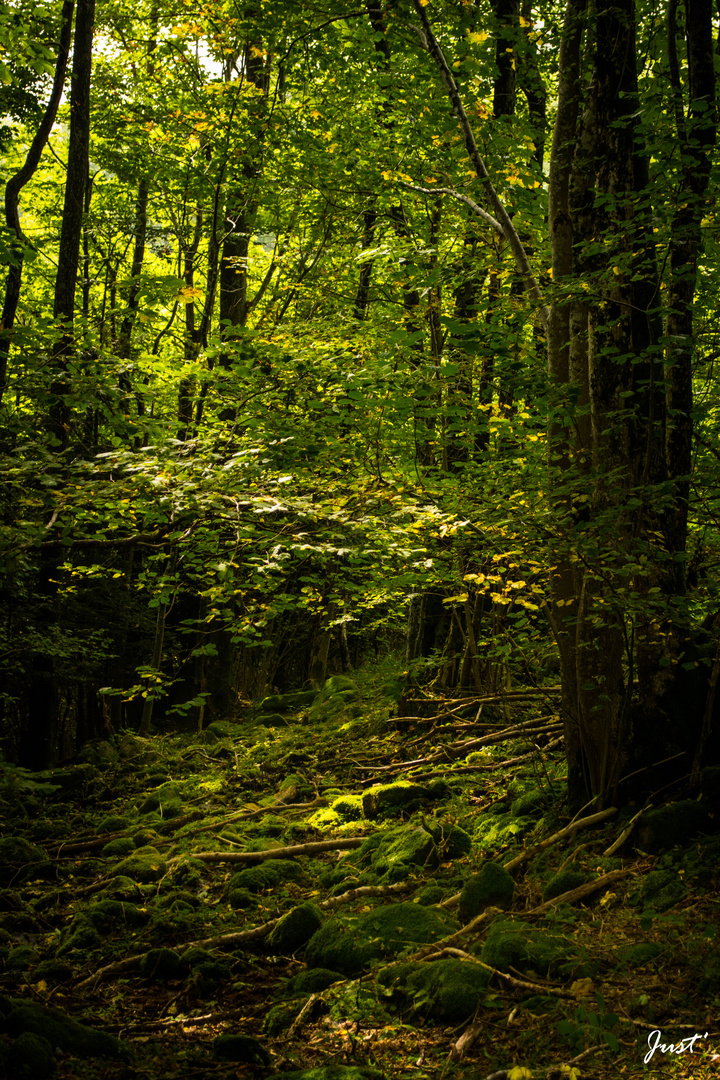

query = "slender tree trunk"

[
  {"left": 49, "top": 0, "right": 95, "bottom": 449},
  {"left": 0, "top": 0, "right": 74, "bottom": 407}
]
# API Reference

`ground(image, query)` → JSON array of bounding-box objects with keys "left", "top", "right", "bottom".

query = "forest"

[{"left": 0, "top": 0, "right": 719, "bottom": 1077}]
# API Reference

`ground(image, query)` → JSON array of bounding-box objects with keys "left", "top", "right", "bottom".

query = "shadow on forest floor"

[{"left": 0, "top": 657, "right": 718, "bottom": 1080}]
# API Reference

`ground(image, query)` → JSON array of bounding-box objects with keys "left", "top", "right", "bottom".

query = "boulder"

[
  {"left": 266, "top": 902, "right": 324, "bottom": 952},
  {"left": 459, "top": 863, "right": 515, "bottom": 922},
  {"left": 481, "top": 917, "right": 572, "bottom": 977}
]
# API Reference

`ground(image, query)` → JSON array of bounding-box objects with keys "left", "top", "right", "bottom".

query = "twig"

[{"left": 503, "top": 808, "right": 617, "bottom": 872}]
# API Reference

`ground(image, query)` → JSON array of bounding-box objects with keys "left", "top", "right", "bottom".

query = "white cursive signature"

[{"left": 645, "top": 1029, "right": 709, "bottom": 1064}]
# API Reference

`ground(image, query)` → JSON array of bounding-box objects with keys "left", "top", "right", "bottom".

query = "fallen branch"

[
  {"left": 525, "top": 867, "right": 633, "bottom": 915},
  {"left": 174, "top": 836, "right": 366, "bottom": 864},
  {"left": 503, "top": 807, "right": 618, "bottom": 872}
]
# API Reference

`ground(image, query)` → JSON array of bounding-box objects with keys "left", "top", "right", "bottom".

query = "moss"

[
  {"left": 305, "top": 901, "right": 459, "bottom": 976},
  {"left": 101, "top": 837, "right": 136, "bottom": 858},
  {"left": 111, "top": 847, "right": 167, "bottom": 883},
  {"left": 442, "top": 825, "right": 472, "bottom": 859},
  {"left": 31, "top": 960, "right": 73, "bottom": 985},
  {"left": 309, "top": 677, "right": 362, "bottom": 723},
  {"left": 266, "top": 902, "right": 324, "bottom": 952},
  {"left": 511, "top": 790, "right": 545, "bottom": 818},
  {"left": 6, "top": 1031, "right": 56, "bottom": 1078},
  {"left": 100, "top": 875, "right": 142, "bottom": 902},
  {"left": 474, "top": 811, "right": 536, "bottom": 852},
  {"left": 331, "top": 795, "right": 365, "bottom": 821},
  {"left": 228, "top": 887, "right": 256, "bottom": 909},
  {"left": 6, "top": 946, "right": 39, "bottom": 971},
  {"left": 542, "top": 869, "right": 591, "bottom": 902},
  {"left": 57, "top": 917, "right": 102, "bottom": 955},
  {"left": 132, "top": 829, "right": 160, "bottom": 847},
  {"left": 638, "top": 870, "right": 687, "bottom": 913},
  {"left": 365, "top": 824, "right": 439, "bottom": 883},
  {"left": 0, "top": 1001, "right": 128, "bottom": 1059},
  {"left": 97, "top": 815, "right": 132, "bottom": 834},
  {"left": 290, "top": 968, "right": 344, "bottom": 993},
  {"left": 227, "top": 858, "right": 304, "bottom": 894},
  {"left": 481, "top": 918, "right": 572, "bottom": 977},
  {"left": 266, "top": 1064, "right": 385, "bottom": 1079},
  {"left": 213, "top": 1033, "right": 271, "bottom": 1065},
  {"left": 637, "top": 801, "right": 712, "bottom": 853},
  {"left": 0, "top": 837, "right": 50, "bottom": 885},
  {"left": 616, "top": 942, "right": 665, "bottom": 967},
  {"left": 86, "top": 899, "right": 149, "bottom": 929},
  {"left": 139, "top": 948, "right": 184, "bottom": 980},
  {"left": 381, "top": 958, "right": 492, "bottom": 1021},
  {"left": 459, "top": 863, "right": 515, "bottom": 922},
  {"left": 362, "top": 782, "right": 429, "bottom": 819},
  {"left": 264, "top": 1001, "right": 304, "bottom": 1035},
  {"left": 415, "top": 885, "right": 447, "bottom": 906}
]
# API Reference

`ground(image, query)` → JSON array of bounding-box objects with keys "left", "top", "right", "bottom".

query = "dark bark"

[
  {"left": 49, "top": 0, "right": 96, "bottom": 449},
  {"left": 0, "top": 0, "right": 74, "bottom": 407}
]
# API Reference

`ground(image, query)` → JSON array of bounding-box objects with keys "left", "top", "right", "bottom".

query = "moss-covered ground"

[{"left": 0, "top": 658, "right": 718, "bottom": 1080}]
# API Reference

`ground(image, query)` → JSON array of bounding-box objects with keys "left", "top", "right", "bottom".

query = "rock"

[
  {"left": 101, "top": 837, "right": 135, "bottom": 858},
  {"left": 111, "top": 846, "right": 167, "bottom": 883},
  {"left": 255, "top": 713, "right": 288, "bottom": 728},
  {"left": 97, "top": 815, "right": 133, "bottom": 834},
  {"left": 459, "top": 863, "right": 515, "bottom": 922},
  {"left": 362, "top": 782, "right": 429, "bottom": 819},
  {"left": 289, "top": 968, "right": 344, "bottom": 993},
  {"left": 57, "top": 916, "right": 102, "bottom": 955},
  {"left": 213, "top": 1033, "right": 271, "bottom": 1065},
  {"left": 264, "top": 1001, "right": 304, "bottom": 1035},
  {"left": 441, "top": 825, "right": 472, "bottom": 859},
  {"left": 6, "top": 946, "right": 39, "bottom": 971},
  {"left": 481, "top": 918, "right": 572, "bottom": 977},
  {"left": 5, "top": 1031, "right": 56, "bottom": 1079},
  {"left": 267, "top": 902, "right": 324, "bottom": 952},
  {"left": 100, "top": 875, "right": 142, "bottom": 902},
  {"left": 226, "top": 859, "right": 305, "bottom": 894},
  {"left": 331, "top": 795, "right": 365, "bottom": 821},
  {"left": 637, "top": 801, "right": 713, "bottom": 852},
  {"left": 140, "top": 948, "right": 184, "bottom": 980},
  {"left": 368, "top": 824, "right": 439, "bottom": 881},
  {"left": 309, "top": 677, "right": 362, "bottom": 723},
  {"left": 415, "top": 885, "right": 447, "bottom": 906},
  {"left": 638, "top": 869, "right": 687, "bottom": 913},
  {"left": 116, "top": 734, "right": 160, "bottom": 764},
  {"left": 379, "top": 957, "right": 491, "bottom": 1021},
  {"left": 542, "top": 868, "right": 591, "bottom": 903},
  {"left": 258, "top": 690, "right": 318, "bottom": 713},
  {"left": 0, "top": 837, "right": 50, "bottom": 885},
  {"left": 305, "top": 901, "right": 459, "bottom": 976},
  {"left": 0, "top": 1000, "right": 129, "bottom": 1059},
  {"left": 228, "top": 887, "right": 256, "bottom": 909},
  {"left": 86, "top": 899, "right": 149, "bottom": 929}
]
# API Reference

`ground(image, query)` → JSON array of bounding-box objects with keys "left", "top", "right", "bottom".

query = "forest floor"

[{"left": 0, "top": 657, "right": 719, "bottom": 1080}]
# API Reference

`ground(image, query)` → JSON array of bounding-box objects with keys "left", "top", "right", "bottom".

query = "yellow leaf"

[
  {"left": 468, "top": 31, "right": 488, "bottom": 43},
  {"left": 572, "top": 977, "right": 595, "bottom": 997},
  {"left": 612, "top": 265, "right": 622, "bottom": 275},
  {"left": 508, "top": 1069, "right": 533, "bottom": 1080}
]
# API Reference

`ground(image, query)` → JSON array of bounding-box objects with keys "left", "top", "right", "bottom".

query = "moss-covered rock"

[
  {"left": 481, "top": 918, "right": 572, "bottom": 977},
  {"left": 331, "top": 795, "right": 365, "bottom": 821},
  {"left": 289, "top": 968, "right": 344, "bottom": 993},
  {"left": 116, "top": 734, "right": 160, "bottom": 764},
  {"left": 258, "top": 690, "right": 318, "bottom": 713},
  {"left": 57, "top": 916, "right": 102, "bottom": 955},
  {"left": 441, "top": 825, "right": 473, "bottom": 859},
  {"left": 637, "top": 801, "right": 712, "bottom": 853},
  {"left": 368, "top": 824, "right": 439, "bottom": 881},
  {"left": 6, "top": 946, "right": 39, "bottom": 971},
  {"left": 139, "top": 785, "right": 183, "bottom": 818},
  {"left": 101, "top": 837, "right": 136, "bottom": 858},
  {"left": 255, "top": 712, "right": 288, "bottom": 728},
  {"left": 111, "top": 846, "right": 167, "bottom": 883},
  {"left": 474, "top": 810, "right": 537, "bottom": 852},
  {"left": 264, "top": 1001, "right": 305, "bottom": 1035},
  {"left": 213, "top": 1033, "right": 271, "bottom": 1065},
  {"left": 362, "top": 782, "right": 430, "bottom": 819},
  {"left": 31, "top": 960, "right": 73, "bottom": 985},
  {"left": 309, "top": 677, "right": 362, "bottom": 723},
  {"left": 139, "top": 948, "right": 184, "bottom": 980},
  {"left": 0, "top": 837, "right": 50, "bottom": 885},
  {"left": 266, "top": 902, "right": 324, "bottom": 952},
  {"left": 5, "top": 1031, "right": 56, "bottom": 1078},
  {"left": 638, "top": 870, "right": 687, "bottom": 913},
  {"left": 227, "top": 858, "right": 305, "bottom": 894},
  {"left": 542, "top": 869, "right": 591, "bottom": 902},
  {"left": 0, "top": 1000, "right": 129, "bottom": 1059},
  {"left": 380, "top": 958, "right": 492, "bottom": 1021},
  {"left": 100, "top": 875, "right": 143, "bottom": 902},
  {"left": 305, "top": 901, "right": 459, "bottom": 976},
  {"left": 415, "top": 885, "right": 447, "bottom": 906},
  {"left": 97, "top": 815, "right": 132, "bottom": 834},
  {"left": 86, "top": 899, "right": 149, "bottom": 929},
  {"left": 228, "top": 886, "right": 256, "bottom": 909},
  {"left": 459, "top": 863, "right": 515, "bottom": 922}
]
